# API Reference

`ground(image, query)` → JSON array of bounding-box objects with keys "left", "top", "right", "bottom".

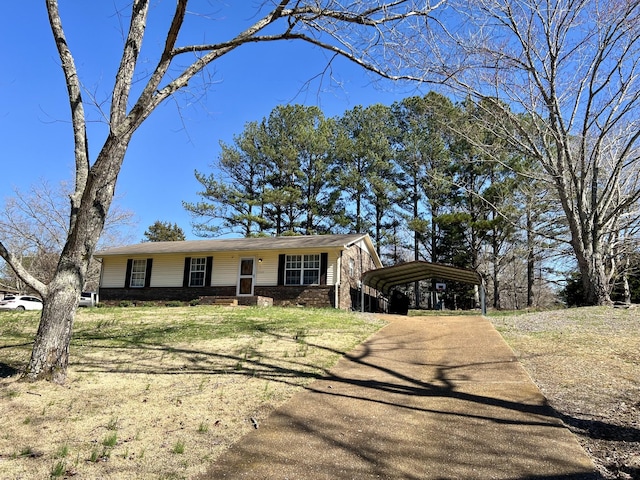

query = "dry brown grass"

[
  {"left": 490, "top": 306, "right": 640, "bottom": 479},
  {"left": 0, "top": 306, "right": 385, "bottom": 479}
]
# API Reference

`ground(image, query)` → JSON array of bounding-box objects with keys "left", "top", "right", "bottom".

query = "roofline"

[
  {"left": 94, "top": 233, "right": 379, "bottom": 258},
  {"left": 350, "top": 234, "right": 383, "bottom": 268}
]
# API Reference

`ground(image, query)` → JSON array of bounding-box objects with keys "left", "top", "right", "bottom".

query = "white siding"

[
  {"left": 210, "top": 255, "right": 238, "bottom": 286},
  {"left": 150, "top": 254, "right": 186, "bottom": 287},
  {"left": 99, "top": 247, "right": 344, "bottom": 289},
  {"left": 327, "top": 253, "right": 337, "bottom": 285},
  {"left": 254, "top": 252, "right": 279, "bottom": 286},
  {"left": 101, "top": 257, "right": 128, "bottom": 288}
]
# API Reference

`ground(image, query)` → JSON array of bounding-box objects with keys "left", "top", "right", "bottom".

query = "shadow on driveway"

[{"left": 197, "top": 315, "right": 601, "bottom": 480}]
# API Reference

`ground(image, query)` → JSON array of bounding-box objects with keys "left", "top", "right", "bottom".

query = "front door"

[{"left": 237, "top": 258, "right": 255, "bottom": 296}]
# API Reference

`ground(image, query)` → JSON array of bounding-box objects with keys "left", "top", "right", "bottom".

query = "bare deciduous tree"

[
  {"left": 0, "top": 0, "right": 441, "bottom": 383},
  {"left": 418, "top": 0, "right": 640, "bottom": 305},
  {"left": 0, "top": 179, "right": 136, "bottom": 292}
]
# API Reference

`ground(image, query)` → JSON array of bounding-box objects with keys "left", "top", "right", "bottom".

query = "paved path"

[{"left": 199, "top": 315, "right": 598, "bottom": 479}]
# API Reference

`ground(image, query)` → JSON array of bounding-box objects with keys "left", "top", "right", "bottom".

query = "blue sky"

[{"left": 0, "top": 2, "right": 426, "bottom": 242}]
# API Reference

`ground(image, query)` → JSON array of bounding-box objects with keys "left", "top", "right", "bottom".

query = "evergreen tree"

[
  {"left": 335, "top": 104, "right": 401, "bottom": 255},
  {"left": 143, "top": 221, "right": 186, "bottom": 242},
  {"left": 259, "top": 105, "right": 339, "bottom": 235},
  {"left": 392, "top": 93, "right": 457, "bottom": 263},
  {"left": 334, "top": 105, "right": 373, "bottom": 235},
  {"left": 184, "top": 121, "right": 271, "bottom": 237}
]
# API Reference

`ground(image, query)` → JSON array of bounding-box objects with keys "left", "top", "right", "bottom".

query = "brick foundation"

[{"left": 99, "top": 285, "right": 334, "bottom": 308}]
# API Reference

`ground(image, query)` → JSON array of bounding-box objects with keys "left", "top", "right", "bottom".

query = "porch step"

[
  {"left": 199, "top": 295, "right": 273, "bottom": 307},
  {"left": 200, "top": 296, "right": 238, "bottom": 306}
]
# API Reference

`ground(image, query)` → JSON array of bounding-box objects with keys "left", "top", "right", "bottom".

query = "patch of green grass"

[
  {"left": 102, "top": 433, "right": 117, "bottom": 447},
  {"left": 18, "top": 446, "right": 35, "bottom": 457},
  {"left": 197, "top": 378, "right": 207, "bottom": 391},
  {"left": 50, "top": 461, "right": 66, "bottom": 478},
  {"left": 4, "top": 389, "right": 20, "bottom": 399},
  {"left": 172, "top": 440, "right": 185, "bottom": 454},
  {"left": 261, "top": 382, "right": 275, "bottom": 401},
  {"left": 89, "top": 448, "right": 110, "bottom": 463},
  {"left": 2, "top": 306, "right": 384, "bottom": 357},
  {"left": 197, "top": 422, "right": 209, "bottom": 433},
  {"left": 294, "top": 328, "right": 308, "bottom": 342},
  {"left": 54, "top": 444, "right": 69, "bottom": 459}
]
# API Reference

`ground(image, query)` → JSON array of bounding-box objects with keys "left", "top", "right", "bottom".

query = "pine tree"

[{"left": 143, "top": 221, "right": 186, "bottom": 242}]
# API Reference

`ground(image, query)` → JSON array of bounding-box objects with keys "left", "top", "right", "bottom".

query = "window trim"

[
  {"left": 189, "top": 257, "right": 207, "bottom": 287},
  {"left": 129, "top": 259, "right": 147, "bottom": 288},
  {"left": 285, "top": 253, "right": 321, "bottom": 286}
]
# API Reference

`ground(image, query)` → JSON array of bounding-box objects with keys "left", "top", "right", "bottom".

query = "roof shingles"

[{"left": 95, "top": 234, "right": 369, "bottom": 257}]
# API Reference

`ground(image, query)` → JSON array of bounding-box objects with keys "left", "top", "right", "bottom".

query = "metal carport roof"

[
  {"left": 361, "top": 260, "right": 482, "bottom": 294},
  {"left": 360, "top": 260, "right": 485, "bottom": 314}
]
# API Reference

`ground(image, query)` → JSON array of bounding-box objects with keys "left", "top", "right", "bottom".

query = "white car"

[
  {"left": 0, "top": 295, "right": 43, "bottom": 311},
  {"left": 79, "top": 291, "right": 98, "bottom": 308}
]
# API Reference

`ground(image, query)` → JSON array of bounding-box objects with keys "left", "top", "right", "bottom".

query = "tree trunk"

[
  {"left": 22, "top": 136, "right": 126, "bottom": 383},
  {"left": 22, "top": 268, "right": 82, "bottom": 383},
  {"left": 492, "top": 236, "right": 500, "bottom": 310},
  {"left": 526, "top": 208, "right": 535, "bottom": 308},
  {"left": 582, "top": 271, "right": 610, "bottom": 306},
  {"left": 576, "top": 248, "right": 612, "bottom": 306},
  {"left": 623, "top": 256, "right": 631, "bottom": 305},
  {"left": 413, "top": 179, "right": 420, "bottom": 309}
]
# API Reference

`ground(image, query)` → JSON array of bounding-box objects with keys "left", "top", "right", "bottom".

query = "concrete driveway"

[{"left": 198, "top": 315, "right": 598, "bottom": 479}]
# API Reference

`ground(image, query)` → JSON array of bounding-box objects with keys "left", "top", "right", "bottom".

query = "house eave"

[{"left": 94, "top": 234, "right": 376, "bottom": 258}]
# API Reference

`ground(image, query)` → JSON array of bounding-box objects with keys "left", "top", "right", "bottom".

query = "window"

[
  {"left": 130, "top": 259, "right": 147, "bottom": 287},
  {"left": 285, "top": 254, "right": 320, "bottom": 285},
  {"left": 190, "top": 257, "right": 207, "bottom": 286},
  {"left": 349, "top": 258, "right": 355, "bottom": 277}
]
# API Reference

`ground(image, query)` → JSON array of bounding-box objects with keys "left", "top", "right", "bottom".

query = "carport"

[{"left": 360, "top": 260, "right": 486, "bottom": 315}]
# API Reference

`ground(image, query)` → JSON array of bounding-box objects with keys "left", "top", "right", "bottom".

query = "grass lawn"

[
  {"left": 0, "top": 306, "right": 385, "bottom": 480},
  {"left": 490, "top": 306, "right": 640, "bottom": 479}
]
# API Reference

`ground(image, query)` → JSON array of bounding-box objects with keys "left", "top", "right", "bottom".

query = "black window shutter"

[
  {"left": 144, "top": 259, "right": 153, "bottom": 288},
  {"left": 277, "top": 254, "right": 286, "bottom": 286},
  {"left": 320, "top": 252, "right": 328, "bottom": 285},
  {"left": 205, "top": 256, "right": 213, "bottom": 286},
  {"left": 183, "top": 257, "right": 191, "bottom": 287},
  {"left": 125, "top": 259, "right": 133, "bottom": 288}
]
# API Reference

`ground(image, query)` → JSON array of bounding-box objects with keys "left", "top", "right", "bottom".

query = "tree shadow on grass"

[
  {"left": 558, "top": 412, "right": 640, "bottom": 442},
  {"left": 67, "top": 328, "right": 640, "bottom": 450},
  {"left": 0, "top": 362, "right": 20, "bottom": 378}
]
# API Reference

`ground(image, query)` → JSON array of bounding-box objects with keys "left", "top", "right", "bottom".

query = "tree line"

[{"left": 184, "top": 95, "right": 566, "bottom": 310}]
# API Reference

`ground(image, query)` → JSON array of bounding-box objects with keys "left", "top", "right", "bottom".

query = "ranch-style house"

[{"left": 95, "top": 233, "right": 382, "bottom": 310}]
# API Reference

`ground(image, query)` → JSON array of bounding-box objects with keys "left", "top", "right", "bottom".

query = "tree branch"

[
  {"left": 110, "top": 0, "right": 149, "bottom": 127},
  {"left": 45, "top": 0, "right": 90, "bottom": 222},
  {"left": 0, "top": 241, "right": 48, "bottom": 297}
]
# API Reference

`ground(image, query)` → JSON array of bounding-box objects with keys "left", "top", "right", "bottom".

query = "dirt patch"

[{"left": 490, "top": 307, "right": 640, "bottom": 480}]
